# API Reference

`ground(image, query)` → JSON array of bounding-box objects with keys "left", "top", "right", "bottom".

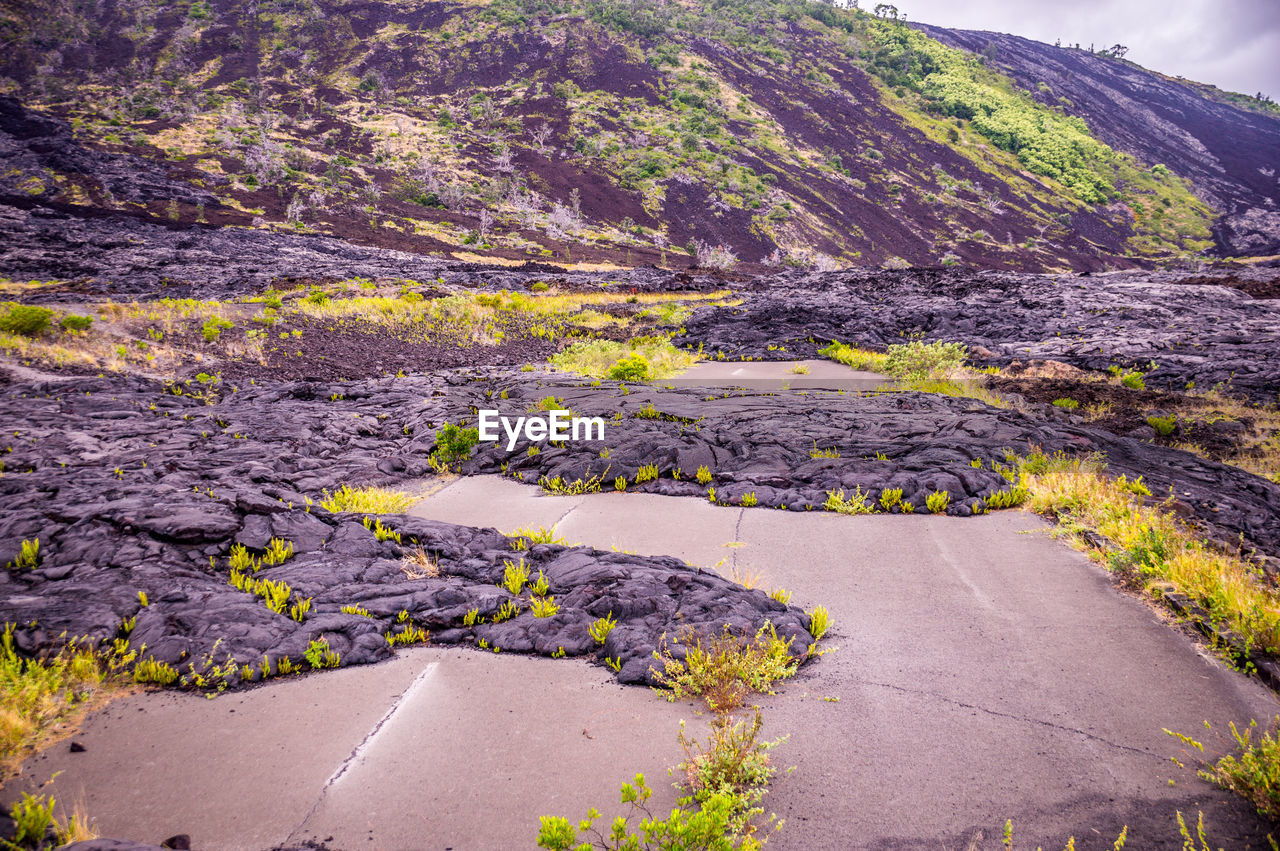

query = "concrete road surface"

[{"left": 7, "top": 477, "right": 1275, "bottom": 849}]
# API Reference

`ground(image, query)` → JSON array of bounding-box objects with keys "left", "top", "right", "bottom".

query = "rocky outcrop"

[
  {"left": 682, "top": 267, "right": 1280, "bottom": 401},
  {"left": 916, "top": 25, "right": 1280, "bottom": 256}
]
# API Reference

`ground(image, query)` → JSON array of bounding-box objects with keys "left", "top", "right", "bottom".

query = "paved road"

[
  {"left": 8, "top": 477, "right": 1277, "bottom": 849},
  {"left": 662, "top": 358, "right": 884, "bottom": 390}
]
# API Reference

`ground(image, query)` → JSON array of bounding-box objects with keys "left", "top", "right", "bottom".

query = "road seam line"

[{"left": 283, "top": 660, "right": 440, "bottom": 844}]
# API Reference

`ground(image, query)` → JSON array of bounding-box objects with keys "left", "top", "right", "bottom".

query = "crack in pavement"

[
  {"left": 859, "top": 678, "right": 1158, "bottom": 759},
  {"left": 283, "top": 661, "right": 440, "bottom": 845}
]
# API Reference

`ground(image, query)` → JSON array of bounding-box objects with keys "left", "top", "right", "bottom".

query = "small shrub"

[
  {"left": 635, "top": 463, "right": 660, "bottom": 484},
  {"left": 740, "top": 491, "right": 758, "bottom": 507},
  {"left": 1052, "top": 398, "right": 1080, "bottom": 410},
  {"left": 651, "top": 624, "right": 798, "bottom": 713},
  {"left": 1147, "top": 414, "right": 1177, "bottom": 436},
  {"left": 201, "top": 316, "right": 233, "bottom": 342},
  {"left": 1121, "top": 371, "right": 1146, "bottom": 391},
  {"left": 926, "top": 490, "right": 951, "bottom": 514},
  {"left": 883, "top": 340, "right": 967, "bottom": 380},
  {"left": 434, "top": 423, "right": 480, "bottom": 467},
  {"left": 60, "top": 314, "right": 93, "bottom": 332},
  {"left": 1198, "top": 719, "right": 1280, "bottom": 818},
  {"left": 530, "top": 281, "right": 550, "bottom": 292},
  {"left": 676, "top": 708, "right": 784, "bottom": 839},
  {"left": 696, "top": 465, "right": 713, "bottom": 485},
  {"left": 0, "top": 303, "right": 54, "bottom": 337},
  {"left": 537, "top": 774, "right": 753, "bottom": 851},
  {"left": 608, "top": 353, "right": 652, "bottom": 381}
]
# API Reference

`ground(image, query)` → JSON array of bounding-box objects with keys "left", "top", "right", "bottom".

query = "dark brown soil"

[{"left": 212, "top": 316, "right": 557, "bottom": 383}]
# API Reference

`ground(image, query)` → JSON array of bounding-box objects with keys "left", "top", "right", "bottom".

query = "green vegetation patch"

[{"left": 549, "top": 336, "right": 698, "bottom": 380}]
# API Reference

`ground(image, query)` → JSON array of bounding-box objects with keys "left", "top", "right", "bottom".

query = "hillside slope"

[
  {"left": 917, "top": 24, "right": 1280, "bottom": 256},
  {"left": 0, "top": 0, "right": 1271, "bottom": 274}
]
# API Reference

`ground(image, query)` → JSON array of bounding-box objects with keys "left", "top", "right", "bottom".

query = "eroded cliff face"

[{"left": 916, "top": 24, "right": 1280, "bottom": 257}]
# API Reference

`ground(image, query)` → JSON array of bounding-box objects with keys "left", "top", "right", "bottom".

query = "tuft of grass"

[
  {"left": 651, "top": 624, "right": 798, "bottom": 713},
  {"left": 400, "top": 546, "right": 440, "bottom": 579},
  {"left": 824, "top": 486, "right": 874, "bottom": 515},
  {"left": 1, "top": 626, "right": 128, "bottom": 778},
  {"left": 1018, "top": 449, "right": 1280, "bottom": 654},
  {"left": 539, "top": 472, "right": 606, "bottom": 495},
  {"left": 696, "top": 465, "right": 713, "bottom": 485},
  {"left": 321, "top": 484, "right": 418, "bottom": 514},
  {"left": 549, "top": 336, "right": 697, "bottom": 380},
  {"left": 261, "top": 537, "right": 294, "bottom": 567},
  {"left": 818, "top": 341, "right": 889, "bottom": 373},
  {"left": 508, "top": 526, "right": 567, "bottom": 550}
]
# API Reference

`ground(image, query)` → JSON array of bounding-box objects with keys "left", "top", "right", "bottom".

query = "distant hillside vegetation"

[{"left": 0, "top": 0, "right": 1270, "bottom": 271}]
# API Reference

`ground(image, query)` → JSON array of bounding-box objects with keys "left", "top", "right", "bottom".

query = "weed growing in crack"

[
  {"left": 878, "top": 488, "right": 903, "bottom": 511},
  {"left": 261, "top": 537, "right": 294, "bottom": 566},
  {"left": 652, "top": 624, "right": 798, "bottom": 714},
  {"left": 530, "top": 596, "right": 560, "bottom": 618},
  {"left": 696, "top": 465, "right": 714, "bottom": 485},
  {"left": 304, "top": 637, "right": 340, "bottom": 669},
  {"left": 7, "top": 539, "right": 39, "bottom": 571},
  {"left": 493, "top": 601, "right": 521, "bottom": 623},
  {"left": 925, "top": 490, "right": 951, "bottom": 514},
  {"left": 508, "top": 525, "right": 566, "bottom": 549},
  {"left": 386, "top": 625, "right": 429, "bottom": 647},
  {"left": 400, "top": 546, "right": 439, "bottom": 579},
  {"left": 806, "top": 605, "right": 831, "bottom": 642},
  {"left": 539, "top": 472, "right": 606, "bottom": 495},
  {"left": 501, "top": 558, "right": 529, "bottom": 594},
  {"left": 590, "top": 613, "right": 617, "bottom": 644},
  {"left": 676, "top": 708, "right": 786, "bottom": 841},
  {"left": 824, "top": 487, "right": 874, "bottom": 515},
  {"left": 363, "top": 517, "right": 402, "bottom": 543}
]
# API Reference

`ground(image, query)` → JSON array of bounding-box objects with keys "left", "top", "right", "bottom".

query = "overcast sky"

[{"left": 896, "top": 0, "right": 1280, "bottom": 97}]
